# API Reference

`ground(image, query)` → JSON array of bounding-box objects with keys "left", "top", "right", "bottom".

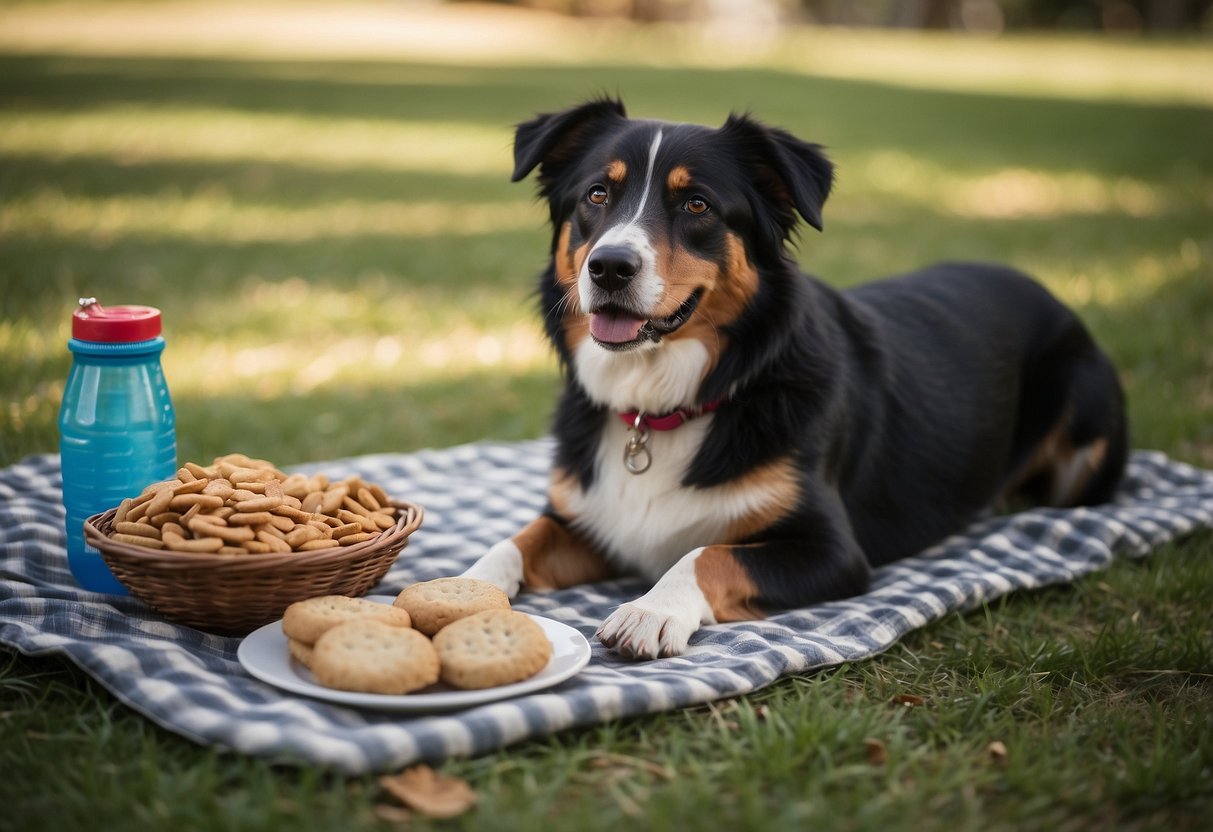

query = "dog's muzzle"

[{"left": 588, "top": 290, "right": 702, "bottom": 351}]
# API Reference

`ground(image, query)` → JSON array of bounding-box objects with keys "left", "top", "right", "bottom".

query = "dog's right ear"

[
  {"left": 512, "top": 97, "right": 627, "bottom": 185},
  {"left": 721, "top": 113, "right": 834, "bottom": 235}
]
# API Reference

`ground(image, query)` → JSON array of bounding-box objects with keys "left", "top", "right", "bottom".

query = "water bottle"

[{"left": 59, "top": 298, "right": 177, "bottom": 593}]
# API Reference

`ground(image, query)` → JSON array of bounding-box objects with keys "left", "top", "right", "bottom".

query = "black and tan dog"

[{"left": 464, "top": 98, "right": 1127, "bottom": 660}]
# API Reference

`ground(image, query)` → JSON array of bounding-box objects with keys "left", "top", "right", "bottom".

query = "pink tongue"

[{"left": 590, "top": 312, "right": 646, "bottom": 344}]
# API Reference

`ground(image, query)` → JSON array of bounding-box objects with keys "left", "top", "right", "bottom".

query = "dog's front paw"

[
  {"left": 461, "top": 539, "right": 523, "bottom": 598},
  {"left": 597, "top": 602, "right": 699, "bottom": 660}
]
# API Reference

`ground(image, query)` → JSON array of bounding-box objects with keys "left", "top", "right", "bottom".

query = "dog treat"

[
  {"left": 114, "top": 521, "right": 160, "bottom": 539},
  {"left": 311, "top": 620, "right": 440, "bottom": 695},
  {"left": 432, "top": 609, "right": 552, "bottom": 689},
  {"left": 282, "top": 594, "right": 414, "bottom": 645},
  {"left": 99, "top": 453, "right": 402, "bottom": 555},
  {"left": 111, "top": 532, "right": 165, "bottom": 549},
  {"left": 393, "top": 577, "right": 511, "bottom": 636}
]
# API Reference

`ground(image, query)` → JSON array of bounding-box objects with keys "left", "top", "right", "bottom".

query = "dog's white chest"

[{"left": 564, "top": 416, "right": 747, "bottom": 581}]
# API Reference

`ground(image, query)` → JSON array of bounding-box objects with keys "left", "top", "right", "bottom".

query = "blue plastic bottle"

[{"left": 58, "top": 298, "right": 177, "bottom": 593}]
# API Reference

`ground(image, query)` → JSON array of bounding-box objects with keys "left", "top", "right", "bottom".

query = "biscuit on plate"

[
  {"left": 310, "top": 619, "right": 440, "bottom": 695},
  {"left": 288, "top": 637, "right": 314, "bottom": 669},
  {"left": 432, "top": 609, "right": 552, "bottom": 690},
  {"left": 282, "top": 594, "right": 412, "bottom": 645},
  {"left": 393, "top": 577, "right": 509, "bottom": 636}
]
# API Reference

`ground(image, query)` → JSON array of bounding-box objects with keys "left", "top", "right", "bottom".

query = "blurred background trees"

[{"left": 490, "top": 0, "right": 1212, "bottom": 32}]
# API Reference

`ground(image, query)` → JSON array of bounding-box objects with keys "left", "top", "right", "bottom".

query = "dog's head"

[{"left": 513, "top": 97, "right": 833, "bottom": 410}]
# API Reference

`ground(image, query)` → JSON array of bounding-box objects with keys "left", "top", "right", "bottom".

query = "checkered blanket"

[{"left": 2, "top": 440, "right": 1211, "bottom": 774}]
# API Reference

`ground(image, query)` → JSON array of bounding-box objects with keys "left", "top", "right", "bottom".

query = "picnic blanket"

[{"left": 2, "top": 439, "right": 1211, "bottom": 774}]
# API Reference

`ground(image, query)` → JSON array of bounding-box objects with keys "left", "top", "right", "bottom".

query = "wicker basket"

[{"left": 84, "top": 501, "right": 423, "bottom": 635}]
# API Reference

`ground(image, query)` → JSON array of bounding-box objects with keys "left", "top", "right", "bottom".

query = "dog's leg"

[
  {"left": 463, "top": 513, "right": 612, "bottom": 598},
  {"left": 462, "top": 538, "right": 526, "bottom": 597},
  {"left": 1000, "top": 343, "right": 1128, "bottom": 509},
  {"left": 597, "top": 538, "right": 870, "bottom": 659},
  {"left": 595, "top": 546, "right": 723, "bottom": 659}
]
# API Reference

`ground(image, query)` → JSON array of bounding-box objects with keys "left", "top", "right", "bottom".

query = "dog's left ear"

[
  {"left": 722, "top": 114, "right": 834, "bottom": 233},
  {"left": 512, "top": 97, "right": 627, "bottom": 187}
]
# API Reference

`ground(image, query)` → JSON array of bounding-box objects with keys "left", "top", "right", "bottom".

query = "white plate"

[{"left": 237, "top": 597, "right": 592, "bottom": 712}]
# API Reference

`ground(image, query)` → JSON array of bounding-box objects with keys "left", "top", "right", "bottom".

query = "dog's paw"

[
  {"left": 461, "top": 539, "right": 523, "bottom": 598},
  {"left": 597, "top": 548, "right": 715, "bottom": 660},
  {"left": 596, "top": 602, "right": 699, "bottom": 660}
]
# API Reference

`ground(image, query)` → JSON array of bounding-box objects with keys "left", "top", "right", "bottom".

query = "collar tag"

[
  {"left": 617, "top": 400, "right": 722, "bottom": 475},
  {"left": 622, "top": 412, "right": 652, "bottom": 475}
]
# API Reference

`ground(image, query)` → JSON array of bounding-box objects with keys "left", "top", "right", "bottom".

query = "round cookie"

[
  {"left": 394, "top": 577, "right": 510, "bottom": 636},
  {"left": 282, "top": 594, "right": 412, "bottom": 645},
  {"left": 432, "top": 609, "right": 552, "bottom": 690},
  {"left": 310, "top": 619, "right": 440, "bottom": 695},
  {"left": 288, "top": 637, "right": 314, "bottom": 669}
]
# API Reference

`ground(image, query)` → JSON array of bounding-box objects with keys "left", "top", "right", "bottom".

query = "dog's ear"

[
  {"left": 722, "top": 113, "right": 834, "bottom": 233},
  {"left": 512, "top": 97, "right": 627, "bottom": 185}
]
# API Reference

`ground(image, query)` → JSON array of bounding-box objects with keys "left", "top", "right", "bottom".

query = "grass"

[{"left": 1, "top": 2, "right": 1211, "bottom": 829}]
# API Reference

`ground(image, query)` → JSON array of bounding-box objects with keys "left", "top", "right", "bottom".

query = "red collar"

[{"left": 617, "top": 400, "right": 723, "bottom": 431}]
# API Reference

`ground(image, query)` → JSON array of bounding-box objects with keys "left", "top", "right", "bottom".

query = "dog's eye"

[
  {"left": 587, "top": 185, "right": 608, "bottom": 206},
  {"left": 684, "top": 196, "right": 710, "bottom": 215}
]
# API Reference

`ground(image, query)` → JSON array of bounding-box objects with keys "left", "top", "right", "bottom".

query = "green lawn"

[{"left": 2, "top": 3, "right": 1212, "bottom": 829}]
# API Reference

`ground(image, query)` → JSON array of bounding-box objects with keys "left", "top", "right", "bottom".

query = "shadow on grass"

[
  {"left": 171, "top": 365, "right": 562, "bottom": 466},
  {"left": 0, "top": 225, "right": 551, "bottom": 320},
  {"left": 1097, "top": 268, "right": 1213, "bottom": 464},
  {"left": 2, "top": 52, "right": 1210, "bottom": 180},
  {"left": 0, "top": 152, "right": 521, "bottom": 205}
]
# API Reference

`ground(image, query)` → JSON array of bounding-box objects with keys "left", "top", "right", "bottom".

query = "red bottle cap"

[{"left": 71, "top": 298, "right": 162, "bottom": 343}]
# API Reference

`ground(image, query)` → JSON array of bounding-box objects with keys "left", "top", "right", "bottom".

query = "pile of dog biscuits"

[
  {"left": 104, "top": 453, "right": 400, "bottom": 555},
  {"left": 283, "top": 578, "right": 553, "bottom": 694}
]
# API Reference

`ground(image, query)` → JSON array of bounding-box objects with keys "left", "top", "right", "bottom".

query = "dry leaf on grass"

[
  {"left": 378, "top": 764, "right": 477, "bottom": 819},
  {"left": 863, "top": 737, "right": 888, "bottom": 765},
  {"left": 586, "top": 750, "right": 675, "bottom": 780}
]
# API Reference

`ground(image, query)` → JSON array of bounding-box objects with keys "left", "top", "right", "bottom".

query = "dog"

[{"left": 463, "top": 97, "right": 1128, "bottom": 660}]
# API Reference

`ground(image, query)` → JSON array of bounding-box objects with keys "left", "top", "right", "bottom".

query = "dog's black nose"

[{"left": 587, "top": 246, "right": 642, "bottom": 293}]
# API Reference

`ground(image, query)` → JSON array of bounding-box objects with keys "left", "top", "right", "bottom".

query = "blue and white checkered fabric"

[{"left": 2, "top": 440, "right": 1211, "bottom": 774}]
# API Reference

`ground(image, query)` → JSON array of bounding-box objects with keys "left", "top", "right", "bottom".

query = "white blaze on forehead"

[
  {"left": 578, "top": 128, "right": 667, "bottom": 314},
  {"left": 627, "top": 127, "right": 664, "bottom": 226}
]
